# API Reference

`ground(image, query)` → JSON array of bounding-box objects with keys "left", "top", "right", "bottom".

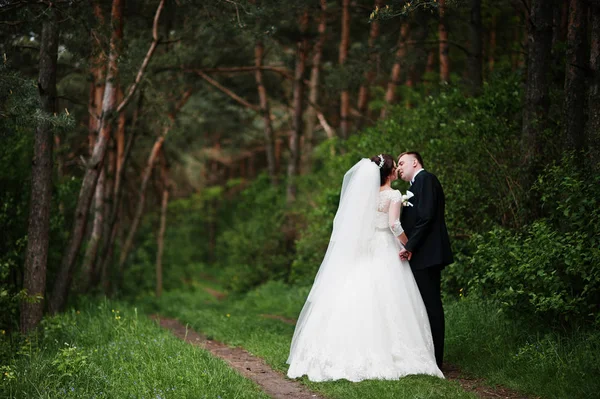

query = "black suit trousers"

[{"left": 412, "top": 266, "right": 444, "bottom": 369}]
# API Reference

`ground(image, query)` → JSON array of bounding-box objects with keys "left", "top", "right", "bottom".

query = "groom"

[{"left": 397, "top": 152, "right": 453, "bottom": 370}]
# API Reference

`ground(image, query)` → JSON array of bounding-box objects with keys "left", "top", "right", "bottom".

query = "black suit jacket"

[{"left": 400, "top": 170, "right": 453, "bottom": 270}]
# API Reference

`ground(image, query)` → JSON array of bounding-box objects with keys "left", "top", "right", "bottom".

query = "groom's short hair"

[{"left": 398, "top": 151, "right": 425, "bottom": 168}]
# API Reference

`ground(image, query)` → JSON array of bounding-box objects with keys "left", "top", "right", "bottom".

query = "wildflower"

[
  {"left": 226, "top": 314, "right": 230, "bottom": 318},
  {"left": 1, "top": 330, "right": 5, "bottom": 335}
]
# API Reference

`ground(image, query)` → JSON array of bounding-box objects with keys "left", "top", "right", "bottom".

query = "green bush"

[
  {"left": 121, "top": 191, "right": 220, "bottom": 297},
  {"left": 292, "top": 75, "right": 524, "bottom": 289},
  {"left": 467, "top": 158, "right": 600, "bottom": 326},
  {"left": 215, "top": 174, "right": 294, "bottom": 292}
]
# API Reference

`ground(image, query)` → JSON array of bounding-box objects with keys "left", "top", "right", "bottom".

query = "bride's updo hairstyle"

[{"left": 370, "top": 153, "right": 395, "bottom": 186}]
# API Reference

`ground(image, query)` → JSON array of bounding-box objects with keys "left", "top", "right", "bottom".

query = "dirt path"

[
  {"left": 152, "top": 314, "right": 535, "bottom": 399},
  {"left": 151, "top": 315, "right": 325, "bottom": 399}
]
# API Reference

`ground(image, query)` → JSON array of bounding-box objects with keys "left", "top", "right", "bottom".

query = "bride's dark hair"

[{"left": 370, "top": 154, "right": 395, "bottom": 186}]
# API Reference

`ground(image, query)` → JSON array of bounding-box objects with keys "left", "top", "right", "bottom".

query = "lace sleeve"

[{"left": 388, "top": 190, "right": 404, "bottom": 236}]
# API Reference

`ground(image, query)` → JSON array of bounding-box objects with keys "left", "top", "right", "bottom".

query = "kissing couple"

[{"left": 287, "top": 152, "right": 454, "bottom": 382}]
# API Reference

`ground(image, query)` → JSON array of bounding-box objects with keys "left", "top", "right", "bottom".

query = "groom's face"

[{"left": 397, "top": 154, "right": 417, "bottom": 182}]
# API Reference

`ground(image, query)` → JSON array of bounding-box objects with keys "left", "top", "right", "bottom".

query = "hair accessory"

[{"left": 377, "top": 154, "right": 385, "bottom": 168}]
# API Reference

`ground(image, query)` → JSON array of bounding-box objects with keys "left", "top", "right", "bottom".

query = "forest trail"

[
  {"left": 150, "top": 315, "right": 325, "bottom": 399},
  {"left": 152, "top": 314, "right": 535, "bottom": 399}
]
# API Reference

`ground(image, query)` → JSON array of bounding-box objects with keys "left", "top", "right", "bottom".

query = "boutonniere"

[{"left": 402, "top": 190, "right": 414, "bottom": 207}]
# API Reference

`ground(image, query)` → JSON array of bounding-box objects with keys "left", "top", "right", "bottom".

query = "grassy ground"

[
  {"left": 140, "top": 283, "right": 475, "bottom": 399},
  {"left": 141, "top": 280, "right": 600, "bottom": 399},
  {"left": 0, "top": 298, "right": 269, "bottom": 399},
  {"left": 445, "top": 298, "right": 600, "bottom": 399}
]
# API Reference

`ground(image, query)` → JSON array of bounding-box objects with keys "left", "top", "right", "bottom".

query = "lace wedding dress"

[{"left": 286, "top": 159, "right": 443, "bottom": 382}]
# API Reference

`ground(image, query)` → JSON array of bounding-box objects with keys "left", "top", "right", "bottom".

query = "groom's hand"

[{"left": 399, "top": 249, "right": 412, "bottom": 261}]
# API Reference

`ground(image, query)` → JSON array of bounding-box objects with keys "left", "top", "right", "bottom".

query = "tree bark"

[
  {"left": 302, "top": 0, "right": 327, "bottom": 173},
  {"left": 116, "top": 85, "right": 126, "bottom": 183},
  {"left": 586, "top": 5, "right": 600, "bottom": 171},
  {"left": 50, "top": 0, "right": 123, "bottom": 313},
  {"left": 20, "top": 8, "right": 58, "bottom": 334},
  {"left": 118, "top": 89, "right": 191, "bottom": 273},
  {"left": 98, "top": 92, "right": 141, "bottom": 294},
  {"left": 381, "top": 23, "right": 410, "bottom": 119},
  {"left": 553, "top": 0, "right": 569, "bottom": 48},
  {"left": 339, "top": 0, "right": 351, "bottom": 139},
  {"left": 50, "top": 0, "right": 165, "bottom": 313},
  {"left": 94, "top": 137, "right": 116, "bottom": 287},
  {"left": 468, "top": 0, "right": 483, "bottom": 95},
  {"left": 287, "top": 10, "right": 309, "bottom": 203},
  {"left": 521, "top": 0, "right": 554, "bottom": 190},
  {"left": 88, "top": 0, "right": 106, "bottom": 154},
  {"left": 489, "top": 14, "right": 497, "bottom": 73},
  {"left": 79, "top": 162, "right": 105, "bottom": 291},
  {"left": 439, "top": 0, "right": 450, "bottom": 82},
  {"left": 254, "top": 41, "right": 277, "bottom": 185},
  {"left": 564, "top": 0, "right": 588, "bottom": 153},
  {"left": 356, "top": 0, "right": 383, "bottom": 129},
  {"left": 156, "top": 149, "right": 169, "bottom": 298}
]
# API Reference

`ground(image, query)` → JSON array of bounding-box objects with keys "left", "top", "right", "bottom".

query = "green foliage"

[
  {"left": 445, "top": 297, "right": 600, "bottom": 399},
  {"left": 215, "top": 175, "right": 294, "bottom": 292},
  {"left": 121, "top": 192, "right": 218, "bottom": 297},
  {"left": 292, "top": 76, "right": 524, "bottom": 289},
  {"left": 0, "top": 62, "right": 77, "bottom": 331},
  {"left": 467, "top": 158, "right": 600, "bottom": 326}
]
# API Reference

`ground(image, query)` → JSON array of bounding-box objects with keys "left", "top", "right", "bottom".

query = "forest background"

[{"left": 1, "top": 0, "right": 599, "bottom": 398}]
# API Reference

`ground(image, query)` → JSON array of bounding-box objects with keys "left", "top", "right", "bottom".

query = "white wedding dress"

[{"left": 286, "top": 159, "right": 443, "bottom": 382}]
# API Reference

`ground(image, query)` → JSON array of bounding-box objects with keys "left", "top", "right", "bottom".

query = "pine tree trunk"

[
  {"left": 586, "top": 5, "right": 600, "bottom": 171},
  {"left": 468, "top": 0, "right": 483, "bottom": 95},
  {"left": 564, "top": 0, "right": 588, "bottom": 153},
  {"left": 339, "top": 0, "right": 351, "bottom": 139},
  {"left": 254, "top": 41, "right": 277, "bottom": 186},
  {"left": 50, "top": 0, "right": 163, "bottom": 312},
  {"left": 439, "top": 0, "right": 450, "bottom": 82},
  {"left": 521, "top": 0, "right": 554, "bottom": 191},
  {"left": 287, "top": 10, "right": 309, "bottom": 203},
  {"left": 116, "top": 86, "right": 126, "bottom": 181},
  {"left": 381, "top": 23, "right": 410, "bottom": 119},
  {"left": 20, "top": 9, "right": 58, "bottom": 334},
  {"left": 98, "top": 91, "right": 141, "bottom": 294},
  {"left": 156, "top": 150, "right": 169, "bottom": 298},
  {"left": 425, "top": 48, "right": 435, "bottom": 75},
  {"left": 49, "top": 0, "right": 123, "bottom": 314},
  {"left": 88, "top": 0, "right": 106, "bottom": 154},
  {"left": 95, "top": 137, "right": 116, "bottom": 286},
  {"left": 356, "top": 0, "right": 383, "bottom": 129},
  {"left": 80, "top": 164, "right": 105, "bottom": 291},
  {"left": 118, "top": 136, "right": 163, "bottom": 274},
  {"left": 553, "top": 0, "right": 569, "bottom": 48},
  {"left": 118, "top": 89, "right": 191, "bottom": 273},
  {"left": 302, "top": 0, "right": 327, "bottom": 173},
  {"left": 489, "top": 14, "right": 497, "bottom": 73}
]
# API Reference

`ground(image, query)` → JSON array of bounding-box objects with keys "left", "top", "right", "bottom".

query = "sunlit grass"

[{"left": 0, "top": 298, "right": 269, "bottom": 399}]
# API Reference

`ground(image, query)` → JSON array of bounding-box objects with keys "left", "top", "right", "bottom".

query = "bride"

[{"left": 286, "top": 154, "right": 444, "bottom": 382}]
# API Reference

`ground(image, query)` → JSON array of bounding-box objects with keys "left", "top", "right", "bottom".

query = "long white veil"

[{"left": 288, "top": 158, "right": 380, "bottom": 363}]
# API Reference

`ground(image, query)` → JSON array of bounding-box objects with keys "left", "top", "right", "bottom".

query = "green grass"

[
  {"left": 445, "top": 297, "right": 600, "bottom": 399},
  {"left": 141, "top": 281, "right": 600, "bottom": 399},
  {"left": 138, "top": 282, "right": 475, "bottom": 399},
  {"left": 0, "top": 298, "right": 269, "bottom": 399}
]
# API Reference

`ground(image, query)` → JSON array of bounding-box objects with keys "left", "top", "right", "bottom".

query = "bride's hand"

[{"left": 399, "top": 248, "right": 412, "bottom": 261}]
